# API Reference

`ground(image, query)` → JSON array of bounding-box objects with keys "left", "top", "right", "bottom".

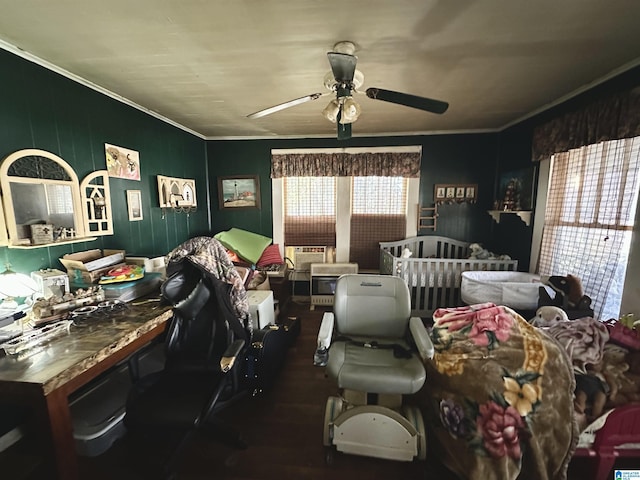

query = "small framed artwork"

[
  {"left": 218, "top": 175, "right": 261, "bottom": 209},
  {"left": 446, "top": 187, "right": 455, "bottom": 198},
  {"left": 127, "top": 190, "right": 143, "bottom": 221},
  {"left": 435, "top": 186, "right": 446, "bottom": 199},
  {"left": 456, "top": 187, "right": 465, "bottom": 198},
  {"left": 105, "top": 143, "right": 141, "bottom": 181},
  {"left": 466, "top": 186, "right": 476, "bottom": 198}
]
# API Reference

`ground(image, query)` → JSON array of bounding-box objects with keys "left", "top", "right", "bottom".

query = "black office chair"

[{"left": 124, "top": 260, "right": 250, "bottom": 478}]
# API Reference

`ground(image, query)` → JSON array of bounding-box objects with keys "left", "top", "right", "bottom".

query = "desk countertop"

[{"left": 0, "top": 300, "right": 172, "bottom": 395}]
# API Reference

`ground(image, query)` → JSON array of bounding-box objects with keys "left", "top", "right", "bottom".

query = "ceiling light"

[
  {"left": 322, "top": 99, "right": 340, "bottom": 123},
  {"left": 339, "top": 96, "right": 361, "bottom": 124}
]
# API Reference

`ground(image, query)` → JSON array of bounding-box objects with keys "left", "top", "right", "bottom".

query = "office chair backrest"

[
  {"left": 333, "top": 274, "right": 411, "bottom": 338},
  {"left": 161, "top": 262, "right": 248, "bottom": 373}
]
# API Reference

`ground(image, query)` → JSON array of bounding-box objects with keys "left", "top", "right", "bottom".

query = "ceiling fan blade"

[
  {"left": 247, "top": 92, "right": 325, "bottom": 119},
  {"left": 365, "top": 88, "right": 449, "bottom": 114},
  {"left": 327, "top": 52, "right": 357, "bottom": 84}
]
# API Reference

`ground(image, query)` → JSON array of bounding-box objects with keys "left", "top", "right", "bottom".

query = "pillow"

[
  {"left": 214, "top": 228, "right": 272, "bottom": 265},
  {"left": 256, "top": 244, "right": 284, "bottom": 267}
]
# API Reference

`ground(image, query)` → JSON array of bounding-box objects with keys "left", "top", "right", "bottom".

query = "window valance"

[
  {"left": 531, "top": 87, "right": 640, "bottom": 162},
  {"left": 270, "top": 149, "right": 421, "bottom": 178}
]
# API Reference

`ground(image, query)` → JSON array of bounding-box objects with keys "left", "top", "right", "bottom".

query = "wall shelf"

[
  {"left": 7, "top": 237, "right": 98, "bottom": 249},
  {"left": 487, "top": 210, "right": 532, "bottom": 226}
]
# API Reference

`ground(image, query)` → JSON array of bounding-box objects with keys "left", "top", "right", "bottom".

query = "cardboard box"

[{"left": 60, "top": 249, "right": 126, "bottom": 283}]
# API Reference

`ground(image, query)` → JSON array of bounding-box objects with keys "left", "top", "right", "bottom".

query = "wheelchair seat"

[{"left": 315, "top": 274, "right": 434, "bottom": 462}]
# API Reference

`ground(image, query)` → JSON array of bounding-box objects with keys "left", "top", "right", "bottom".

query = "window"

[
  {"left": 283, "top": 177, "right": 336, "bottom": 247},
  {"left": 538, "top": 137, "right": 640, "bottom": 319},
  {"left": 272, "top": 146, "right": 421, "bottom": 266},
  {"left": 350, "top": 177, "right": 407, "bottom": 269},
  {"left": 277, "top": 175, "right": 416, "bottom": 267}
]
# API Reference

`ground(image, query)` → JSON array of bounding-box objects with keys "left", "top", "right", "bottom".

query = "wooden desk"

[{"left": 0, "top": 300, "right": 173, "bottom": 480}]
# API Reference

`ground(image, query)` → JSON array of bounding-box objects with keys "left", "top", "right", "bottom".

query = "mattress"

[{"left": 461, "top": 271, "right": 553, "bottom": 310}]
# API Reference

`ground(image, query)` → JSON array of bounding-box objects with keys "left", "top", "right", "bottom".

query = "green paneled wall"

[{"left": 0, "top": 49, "right": 209, "bottom": 275}]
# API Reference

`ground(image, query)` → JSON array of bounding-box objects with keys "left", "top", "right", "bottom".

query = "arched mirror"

[{"left": 0, "top": 149, "right": 94, "bottom": 248}]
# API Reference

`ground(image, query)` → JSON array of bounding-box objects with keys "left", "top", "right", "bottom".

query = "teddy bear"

[
  {"left": 538, "top": 274, "right": 593, "bottom": 318},
  {"left": 530, "top": 305, "right": 569, "bottom": 328}
]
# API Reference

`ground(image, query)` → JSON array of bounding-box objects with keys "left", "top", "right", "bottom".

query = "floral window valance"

[
  {"left": 532, "top": 87, "right": 640, "bottom": 162},
  {"left": 270, "top": 150, "right": 421, "bottom": 178}
]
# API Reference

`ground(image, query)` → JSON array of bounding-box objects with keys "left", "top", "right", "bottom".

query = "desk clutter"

[{"left": 0, "top": 249, "right": 166, "bottom": 356}]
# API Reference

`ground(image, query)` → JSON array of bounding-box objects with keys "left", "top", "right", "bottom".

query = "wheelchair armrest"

[
  {"left": 409, "top": 317, "right": 434, "bottom": 361},
  {"left": 220, "top": 339, "right": 246, "bottom": 373},
  {"left": 313, "top": 312, "right": 335, "bottom": 366}
]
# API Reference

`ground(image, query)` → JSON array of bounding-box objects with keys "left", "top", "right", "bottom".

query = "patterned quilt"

[{"left": 418, "top": 303, "right": 578, "bottom": 480}]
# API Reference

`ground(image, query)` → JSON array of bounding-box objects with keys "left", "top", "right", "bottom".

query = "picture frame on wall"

[
  {"left": 105, "top": 143, "right": 141, "bottom": 181},
  {"left": 218, "top": 175, "right": 261, "bottom": 209},
  {"left": 127, "top": 190, "right": 143, "bottom": 221},
  {"left": 466, "top": 186, "right": 476, "bottom": 198},
  {"left": 434, "top": 183, "right": 478, "bottom": 205}
]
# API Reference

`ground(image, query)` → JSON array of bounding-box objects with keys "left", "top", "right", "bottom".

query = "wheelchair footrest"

[{"left": 331, "top": 405, "right": 419, "bottom": 461}]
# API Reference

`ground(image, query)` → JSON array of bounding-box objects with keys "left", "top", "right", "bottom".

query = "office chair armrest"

[
  {"left": 409, "top": 317, "right": 434, "bottom": 361},
  {"left": 220, "top": 339, "right": 246, "bottom": 373},
  {"left": 314, "top": 312, "right": 335, "bottom": 366}
]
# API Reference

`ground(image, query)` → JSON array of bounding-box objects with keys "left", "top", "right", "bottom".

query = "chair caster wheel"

[{"left": 325, "top": 447, "right": 335, "bottom": 466}]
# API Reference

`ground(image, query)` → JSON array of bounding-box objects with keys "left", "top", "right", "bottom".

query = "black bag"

[
  {"left": 244, "top": 325, "right": 289, "bottom": 395},
  {"left": 277, "top": 316, "right": 300, "bottom": 347}
]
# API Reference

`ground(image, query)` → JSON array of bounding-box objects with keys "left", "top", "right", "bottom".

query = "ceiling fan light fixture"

[
  {"left": 322, "top": 99, "right": 340, "bottom": 123},
  {"left": 339, "top": 96, "right": 361, "bottom": 124}
]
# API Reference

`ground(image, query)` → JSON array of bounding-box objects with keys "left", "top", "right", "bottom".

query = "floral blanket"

[{"left": 419, "top": 303, "right": 578, "bottom": 480}]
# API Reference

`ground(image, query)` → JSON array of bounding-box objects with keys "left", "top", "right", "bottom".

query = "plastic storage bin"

[
  {"left": 69, "top": 343, "right": 165, "bottom": 456},
  {"left": 461, "top": 271, "right": 552, "bottom": 310},
  {"left": 69, "top": 364, "right": 130, "bottom": 457}
]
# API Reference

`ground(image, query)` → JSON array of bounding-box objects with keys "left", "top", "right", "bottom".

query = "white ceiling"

[{"left": 0, "top": 0, "right": 639, "bottom": 140}]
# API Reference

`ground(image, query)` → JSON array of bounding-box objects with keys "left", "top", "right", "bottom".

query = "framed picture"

[
  {"left": 127, "top": 190, "right": 143, "bottom": 221},
  {"left": 446, "top": 187, "right": 455, "bottom": 198},
  {"left": 435, "top": 186, "right": 446, "bottom": 199},
  {"left": 498, "top": 167, "right": 535, "bottom": 210},
  {"left": 466, "top": 186, "right": 476, "bottom": 198},
  {"left": 455, "top": 187, "right": 465, "bottom": 198},
  {"left": 105, "top": 143, "right": 141, "bottom": 181},
  {"left": 218, "top": 175, "right": 261, "bottom": 209}
]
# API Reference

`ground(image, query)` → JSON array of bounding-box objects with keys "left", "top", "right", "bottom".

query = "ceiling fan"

[{"left": 247, "top": 41, "right": 449, "bottom": 140}]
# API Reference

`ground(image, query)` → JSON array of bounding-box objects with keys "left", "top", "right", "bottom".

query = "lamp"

[
  {"left": 339, "top": 96, "right": 361, "bottom": 124},
  {"left": 322, "top": 99, "right": 341, "bottom": 123},
  {"left": 0, "top": 265, "right": 38, "bottom": 314}
]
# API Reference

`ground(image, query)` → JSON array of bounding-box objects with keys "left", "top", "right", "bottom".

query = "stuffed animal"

[
  {"left": 538, "top": 274, "right": 593, "bottom": 313},
  {"left": 468, "top": 243, "right": 511, "bottom": 261},
  {"left": 530, "top": 306, "right": 569, "bottom": 328}
]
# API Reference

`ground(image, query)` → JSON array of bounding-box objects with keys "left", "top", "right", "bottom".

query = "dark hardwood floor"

[
  {"left": 1, "top": 299, "right": 636, "bottom": 479},
  {"left": 75, "top": 300, "right": 449, "bottom": 479}
]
